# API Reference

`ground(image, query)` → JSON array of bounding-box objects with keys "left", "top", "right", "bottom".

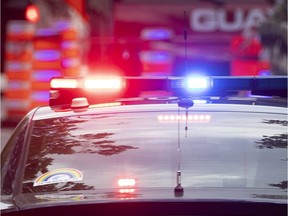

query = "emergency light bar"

[{"left": 49, "top": 76, "right": 287, "bottom": 107}]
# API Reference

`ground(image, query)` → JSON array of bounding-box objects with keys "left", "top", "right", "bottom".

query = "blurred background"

[{"left": 1, "top": 0, "right": 287, "bottom": 146}]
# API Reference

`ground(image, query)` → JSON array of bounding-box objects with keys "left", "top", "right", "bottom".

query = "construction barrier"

[
  {"left": 31, "top": 34, "right": 62, "bottom": 108},
  {"left": 3, "top": 20, "right": 82, "bottom": 122},
  {"left": 4, "top": 21, "right": 35, "bottom": 121}
]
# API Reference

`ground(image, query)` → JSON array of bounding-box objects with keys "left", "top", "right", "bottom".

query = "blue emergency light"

[{"left": 186, "top": 77, "right": 210, "bottom": 89}]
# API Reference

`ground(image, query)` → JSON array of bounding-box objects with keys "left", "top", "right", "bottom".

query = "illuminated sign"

[{"left": 190, "top": 8, "right": 271, "bottom": 32}]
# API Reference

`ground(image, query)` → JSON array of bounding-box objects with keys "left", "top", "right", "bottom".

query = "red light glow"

[
  {"left": 119, "top": 188, "right": 135, "bottom": 193},
  {"left": 25, "top": 5, "right": 40, "bottom": 22},
  {"left": 84, "top": 77, "right": 123, "bottom": 89},
  {"left": 50, "top": 78, "right": 78, "bottom": 88},
  {"left": 118, "top": 178, "right": 136, "bottom": 187}
]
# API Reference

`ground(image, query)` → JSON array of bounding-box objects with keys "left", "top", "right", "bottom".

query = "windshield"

[{"left": 22, "top": 108, "right": 287, "bottom": 194}]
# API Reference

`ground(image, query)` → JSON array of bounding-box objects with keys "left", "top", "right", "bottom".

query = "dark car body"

[{"left": 1, "top": 96, "right": 287, "bottom": 216}]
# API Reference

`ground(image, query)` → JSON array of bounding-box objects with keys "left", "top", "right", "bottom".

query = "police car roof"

[{"left": 32, "top": 96, "right": 287, "bottom": 121}]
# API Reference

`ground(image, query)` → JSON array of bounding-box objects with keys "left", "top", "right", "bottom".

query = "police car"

[{"left": 1, "top": 75, "right": 287, "bottom": 216}]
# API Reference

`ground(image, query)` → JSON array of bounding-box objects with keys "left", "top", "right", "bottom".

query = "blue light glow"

[
  {"left": 61, "top": 41, "right": 77, "bottom": 49},
  {"left": 141, "top": 28, "right": 173, "bottom": 40},
  {"left": 8, "top": 81, "right": 29, "bottom": 89},
  {"left": 34, "top": 50, "right": 61, "bottom": 61},
  {"left": 6, "top": 62, "right": 30, "bottom": 71},
  {"left": 31, "top": 91, "right": 49, "bottom": 102},
  {"left": 62, "top": 58, "right": 80, "bottom": 68},
  {"left": 36, "top": 28, "right": 58, "bottom": 36},
  {"left": 187, "top": 77, "right": 209, "bottom": 89},
  {"left": 55, "top": 21, "right": 72, "bottom": 31},
  {"left": 32, "top": 70, "right": 62, "bottom": 82},
  {"left": 140, "top": 51, "right": 171, "bottom": 63},
  {"left": 258, "top": 70, "right": 272, "bottom": 76}
]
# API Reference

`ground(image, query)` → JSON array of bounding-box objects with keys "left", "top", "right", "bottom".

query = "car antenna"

[
  {"left": 174, "top": 104, "right": 184, "bottom": 197},
  {"left": 174, "top": 11, "right": 194, "bottom": 197},
  {"left": 180, "top": 10, "right": 193, "bottom": 137}
]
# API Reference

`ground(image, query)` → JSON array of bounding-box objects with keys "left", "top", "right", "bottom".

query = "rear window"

[{"left": 22, "top": 110, "right": 287, "bottom": 194}]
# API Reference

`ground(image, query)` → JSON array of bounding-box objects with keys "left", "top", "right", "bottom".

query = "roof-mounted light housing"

[{"left": 49, "top": 76, "right": 288, "bottom": 108}]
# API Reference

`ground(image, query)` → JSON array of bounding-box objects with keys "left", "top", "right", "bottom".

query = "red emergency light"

[
  {"left": 117, "top": 178, "right": 136, "bottom": 187},
  {"left": 25, "top": 5, "right": 40, "bottom": 23},
  {"left": 50, "top": 77, "right": 124, "bottom": 90}
]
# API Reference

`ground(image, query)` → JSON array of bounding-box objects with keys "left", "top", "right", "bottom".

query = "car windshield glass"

[{"left": 22, "top": 109, "right": 287, "bottom": 194}]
